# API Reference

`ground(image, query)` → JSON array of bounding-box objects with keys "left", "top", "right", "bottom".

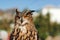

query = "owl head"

[{"left": 15, "top": 9, "right": 35, "bottom": 25}]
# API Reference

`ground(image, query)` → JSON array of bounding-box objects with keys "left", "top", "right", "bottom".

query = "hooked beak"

[{"left": 21, "top": 18, "right": 23, "bottom": 23}]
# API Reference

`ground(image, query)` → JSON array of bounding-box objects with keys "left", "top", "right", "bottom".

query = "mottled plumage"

[{"left": 10, "top": 9, "right": 39, "bottom": 40}]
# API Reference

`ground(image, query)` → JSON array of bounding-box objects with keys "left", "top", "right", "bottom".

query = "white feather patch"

[
  {"left": 22, "top": 19, "right": 29, "bottom": 25},
  {"left": 19, "top": 26, "right": 27, "bottom": 34}
]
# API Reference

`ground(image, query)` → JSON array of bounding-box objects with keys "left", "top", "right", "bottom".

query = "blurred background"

[{"left": 0, "top": 0, "right": 60, "bottom": 40}]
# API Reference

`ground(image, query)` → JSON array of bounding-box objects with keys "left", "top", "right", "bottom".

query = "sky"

[
  {"left": 0, "top": 0, "right": 60, "bottom": 10},
  {"left": 0, "top": 0, "right": 60, "bottom": 23}
]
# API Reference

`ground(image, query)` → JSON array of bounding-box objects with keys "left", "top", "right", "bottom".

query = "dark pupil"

[
  {"left": 17, "top": 16, "right": 20, "bottom": 18},
  {"left": 26, "top": 12, "right": 32, "bottom": 16}
]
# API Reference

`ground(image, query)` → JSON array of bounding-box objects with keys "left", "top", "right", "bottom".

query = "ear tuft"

[
  {"left": 31, "top": 10, "right": 35, "bottom": 12},
  {"left": 30, "top": 10, "right": 35, "bottom": 15},
  {"left": 16, "top": 9, "right": 17, "bottom": 12},
  {"left": 16, "top": 9, "right": 18, "bottom": 14},
  {"left": 16, "top": 9, "right": 20, "bottom": 15}
]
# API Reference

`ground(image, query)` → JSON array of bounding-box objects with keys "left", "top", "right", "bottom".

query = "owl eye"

[
  {"left": 16, "top": 16, "right": 20, "bottom": 19},
  {"left": 18, "top": 16, "right": 20, "bottom": 18},
  {"left": 26, "top": 12, "right": 32, "bottom": 16}
]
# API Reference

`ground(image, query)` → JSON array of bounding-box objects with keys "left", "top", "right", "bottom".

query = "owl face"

[{"left": 15, "top": 9, "right": 35, "bottom": 25}]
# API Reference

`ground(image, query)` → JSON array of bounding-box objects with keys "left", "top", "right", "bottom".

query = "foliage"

[
  {"left": 0, "top": 19, "right": 13, "bottom": 32},
  {"left": 34, "top": 11, "right": 60, "bottom": 40}
]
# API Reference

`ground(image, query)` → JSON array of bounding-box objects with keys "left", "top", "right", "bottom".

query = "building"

[{"left": 42, "top": 6, "right": 60, "bottom": 23}]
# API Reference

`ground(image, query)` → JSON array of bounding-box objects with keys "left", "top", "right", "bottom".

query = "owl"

[{"left": 10, "top": 9, "right": 39, "bottom": 40}]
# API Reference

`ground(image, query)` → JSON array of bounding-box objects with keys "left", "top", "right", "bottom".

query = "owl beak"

[{"left": 21, "top": 18, "right": 23, "bottom": 23}]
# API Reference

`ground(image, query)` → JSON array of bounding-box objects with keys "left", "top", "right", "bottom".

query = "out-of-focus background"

[{"left": 0, "top": 0, "right": 60, "bottom": 40}]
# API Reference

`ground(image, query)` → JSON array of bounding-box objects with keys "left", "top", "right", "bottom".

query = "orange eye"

[
  {"left": 24, "top": 16, "right": 27, "bottom": 18},
  {"left": 16, "top": 16, "right": 20, "bottom": 19},
  {"left": 18, "top": 16, "right": 20, "bottom": 18}
]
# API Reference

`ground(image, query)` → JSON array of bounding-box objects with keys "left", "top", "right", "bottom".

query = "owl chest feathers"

[
  {"left": 18, "top": 20, "right": 29, "bottom": 34},
  {"left": 19, "top": 26, "right": 27, "bottom": 34}
]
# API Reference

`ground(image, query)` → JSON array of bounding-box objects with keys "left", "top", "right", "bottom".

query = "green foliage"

[
  {"left": 34, "top": 11, "right": 60, "bottom": 40},
  {"left": 0, "top": 19, "right": 12, "bottom": 32}
]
